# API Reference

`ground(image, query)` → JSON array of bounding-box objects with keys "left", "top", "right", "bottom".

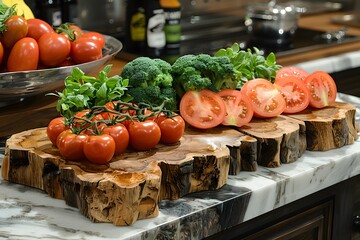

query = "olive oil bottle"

[
  {"left": 126, "top": 0, "right": 146, "bottom": 54},
  {"left": 160, "top": 0, "right": 181, "bottom": 52}
]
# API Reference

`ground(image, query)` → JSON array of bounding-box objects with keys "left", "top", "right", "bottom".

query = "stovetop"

[{"left": 179, "top": 27, "right": 360, "bottom": 57}]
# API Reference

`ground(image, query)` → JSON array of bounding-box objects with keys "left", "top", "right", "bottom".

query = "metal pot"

[{"left": 245, "top": 2, "right": 299, "bottom": 46}]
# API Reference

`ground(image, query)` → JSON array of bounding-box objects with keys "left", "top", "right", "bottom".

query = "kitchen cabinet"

[{"left": 207, "top": 174, "right": 360, "bottom": 240}]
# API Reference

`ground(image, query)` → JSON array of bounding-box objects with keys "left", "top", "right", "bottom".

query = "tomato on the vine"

[
  {"left": 73, "top": 110, "right": 105, "bottom": 134},
  {"left": 156, "top": 115, "right": 185, "bottom": 144},
  {"left": 241, "top": 78, "right": 286, "bottom": 118},
  {"left": 179, "top": 89, "right": 226, "bottom": 129},
  {"left": 0, "top": 42, "right": 3, "bottom": 65},
  {"left": 274, "top": 76, "right": 310, "bottom": 114},
  {"left": 70, "top": 37, "right": 102, "bottom": 64},
  {"left": 102, "top": 123, "right": 129, "bottom": 155},
  {"left": 304, "top": 71, "right": 337, "bottom": 108},
  {"left": 47, "top": 117, "right": 69, "bottom": 146},
  {"left": 217, "top": 89, "right": 254, "bottom": 127},
  {"left": 7, "top": 37, "right": 39, "bottom": 72},
  {"left": 83, "top": 134, "right": 116, "bottom": 164},
  {"left": 128, "top": 120, "right": 161, "bottom": 151},
  {"left": 57, "top": 130, "right": 88, "bottom": 161},
  {"left": 26, "top": 18, "right": 54, "bottom": 40},
  {"left": 1, "top": 15, "right": 28, "bottom": 49},
  {"left": 38, "top": 32, "right": 71, "bottom": 67}
]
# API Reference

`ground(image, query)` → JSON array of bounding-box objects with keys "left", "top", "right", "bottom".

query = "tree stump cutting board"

[
  {"left": 287, "top": 102, "right": 358, "bottom": 151},
  {"left": 1, "top": 126, "right": 251, "bottom": 225}
]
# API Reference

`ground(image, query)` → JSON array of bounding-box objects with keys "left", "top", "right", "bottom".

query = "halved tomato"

[
  {"left": 276, "top": 66, "right": 309, "bottom": 81},
  {"left": 274, "top": 76, "right": 310, "bottom": 114},
  {"left": 217, "top": 89, "right": 254, "bottom": 127},
  {"left": 179, "top": 89, "right": 226, "bottom": 129},
  {"left": 241, "top": 78, "right": 286, "bottom": 118},
  {"left": 304, "top": 71, "right": 337, "bottom": 108}
]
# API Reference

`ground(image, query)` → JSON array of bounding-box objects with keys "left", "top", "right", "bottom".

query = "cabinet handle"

[{"left": 353, "top": 216, "right": 360, "bottom": 232}]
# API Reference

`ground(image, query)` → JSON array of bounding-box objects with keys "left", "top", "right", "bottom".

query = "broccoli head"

[
  {"left": 171, "top": 54, "right": 238, "bottom": 98},
  {"left": 120, "top": 57, "right": 177, "bottom": 111}
]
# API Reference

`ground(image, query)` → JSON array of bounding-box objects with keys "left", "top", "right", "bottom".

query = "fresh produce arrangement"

[
  {"left": 46, "top": 40, "right": 338, "bottom": 165},
  {"left": 0, "top": 3, "right": 106, "bottom": 72}
]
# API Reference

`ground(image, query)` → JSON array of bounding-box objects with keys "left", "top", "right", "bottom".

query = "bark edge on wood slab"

[
  {"left": 238, "top": 116, "right": 307, "bottom": 168},
  {"left": 287, "top": 102, "right": 358, "bottom": 151}
]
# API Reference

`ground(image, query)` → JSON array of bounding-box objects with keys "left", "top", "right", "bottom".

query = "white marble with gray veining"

[{"left": 0, "top": 93, "right": 360, "bottom": 240}]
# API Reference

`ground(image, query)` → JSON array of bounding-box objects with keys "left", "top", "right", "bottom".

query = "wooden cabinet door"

[{"left": 241, "top": 201, "right": 333, "bottom": 240}]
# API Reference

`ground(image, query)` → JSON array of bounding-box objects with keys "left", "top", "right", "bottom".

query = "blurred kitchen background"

[{"left": 23, "top": 0, "right": 360, "bottom": 59}]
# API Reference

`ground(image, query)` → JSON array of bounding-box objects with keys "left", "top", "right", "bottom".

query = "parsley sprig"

[
  {"left": 214, "top": 43, "right": 282, "bottom": 88},
  {"left": 48, "top": 65, "right": 130, "bottom": 118}
]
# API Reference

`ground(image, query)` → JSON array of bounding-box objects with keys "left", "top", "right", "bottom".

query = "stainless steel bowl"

[{"left": 0, "top": 34, "right": 123, "bottom": 107}]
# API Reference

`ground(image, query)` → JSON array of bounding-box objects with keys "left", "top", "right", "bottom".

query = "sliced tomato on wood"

[
  {"left": 179, "top": 89, "right": 226, "bottom": 129},
  {"left": 217, "top": 89, "right": 254, "bottom": 127},
  {"left": 274, "top": 76, "right": 310, "bottom": 114},
  {"left": 304, "top": 71, "right": 337, "bottom": 108},
  {"left": 276, "top": 66, "right": 309, "bottom": 81},
  {"left": 241, "top": 78, "right": 286, "bottom": 118}
]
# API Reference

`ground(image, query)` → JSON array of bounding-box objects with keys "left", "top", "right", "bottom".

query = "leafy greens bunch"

[
  {"left": 214, "top": 43, "right": 282, "bottom": 88},
  {"left": 49, "top": 65, "right": 129, "bottom": 118}
]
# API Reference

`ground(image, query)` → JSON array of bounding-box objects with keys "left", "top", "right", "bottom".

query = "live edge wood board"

[{"left": 1, "top": 102, "right": 358, "bottom": 226}]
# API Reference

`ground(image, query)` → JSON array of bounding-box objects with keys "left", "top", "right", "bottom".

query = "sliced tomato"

[
  {"left": 179, "top": 89, "right": 226, "bottom": 129},
  {"left": 276, "top": 66, "right": 309, "bottom": 81},
  {"left": 304, "top": 71, "right": 337, "bottom": 108},
  {"left": 217, "top": 89, "right": 254, "bottom": 127},
  {"left": 274, "top": 76, "right": 310, "bottom": 114},
  {"left": 241, "top": 78, "right": 286, "bottom": 118}
]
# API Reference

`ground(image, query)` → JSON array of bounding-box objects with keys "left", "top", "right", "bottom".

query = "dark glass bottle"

[
  {"left": 125, "top": 0, "right": 146, "bottom": 54},
  {"left": 160, "top": 0, "right": 181, "bottom": 53},
  {"left": 34, "top": 0, "right": 62, "bottom": 27},
  {"left": 144, "top": 0, "right": 166, "bottom": 57}
]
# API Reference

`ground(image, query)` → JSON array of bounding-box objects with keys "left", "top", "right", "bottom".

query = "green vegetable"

[
  {"left": 120, "top": 56, "right": 177, "bottom": 111},
  {"left": 48, "top": 64, "right": 129, "bottom": 118},
  {"left": 171, "top": 53, "right": 239, "bottom": 98},
  {"left": 0, "top": 4, "right": 17, "bottom": 33},
  {"left": 214, "top": 43, "right": 282, "bottom": 88}
]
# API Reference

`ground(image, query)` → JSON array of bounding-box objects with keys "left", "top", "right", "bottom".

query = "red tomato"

[
  {"left": 57, "top": 130, "right": 88, "bottom": 161},
  {"left": 38, "top": 32, "right": 71, "bottom": 67},
  {"left": 156, "top": 115, "right": 185, "bottom": 144},
  {"left": 7, "top": 37, "right": 39, "bottom": 72},
  {"left": 81, "top": 32, "right": 105, "bottom": 49},
  {"left": 1, "top": 15, "right": 28, "bottom": 48},
  {"left": 73, "top": 110, "right": 105, "bottom": 133},
  {"left": 102, "top": 123, "right": 129, "bottom": 155},
  {"left": 304, "top": 71, "right": 337, "bottom": 108},
  {"left": 217, "top": 89, "right": 254, "bottom": 127},
  {"left": 47, "top": 117, "right": 69, "bottom": 146},
  {"left": 70, "top": 37, "right": 102, "bottom": 64},
  {"left": 128, "top": 120, "right": 161, "bottom": 151},
  {"left": 83, "top": 134, "right": 116, "bottom": 164},
  {"left": 26, "top": 18, "right": 54, "bottom": 40},
  {"left": 274, "top": 76, "right": 310, "bottom": 114},
  {"left": 179, "top": 89, "right": 226, "bottom": 129},
  {"left": 276, "top": 66, "right": 309, "bottom": 81},
  {"left": 241, "top": 79, "right": 286, "bottom": 118},
  {"left": 0, "top": 42, "right": 3, "bottom": 65}
]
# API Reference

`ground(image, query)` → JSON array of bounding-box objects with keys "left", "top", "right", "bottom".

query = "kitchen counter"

[
  {"left": 2, "top": 11, "right": 360, "bottom": 239},
  {"left": 0, "top": 93, "right": 359, "bottom": 239}
]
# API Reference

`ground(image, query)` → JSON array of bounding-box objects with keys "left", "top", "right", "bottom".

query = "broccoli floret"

[
  {"left": 120, "top": 57, "right": 177, "bottom": 111},
  {"left": 171, "top": 54, "right": 238, "bottom": 98}
]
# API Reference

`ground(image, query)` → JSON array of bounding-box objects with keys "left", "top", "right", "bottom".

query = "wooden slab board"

[
  {"left": 286, "top": 102, "right": 358, "bottom": 151},
  {"left": 1, "top": 126, "right": 251, "bottom": 225}
]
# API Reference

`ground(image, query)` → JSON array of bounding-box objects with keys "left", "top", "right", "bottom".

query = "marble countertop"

[{"left": 1, "top": 93, "right": 360, "bottom": 240}]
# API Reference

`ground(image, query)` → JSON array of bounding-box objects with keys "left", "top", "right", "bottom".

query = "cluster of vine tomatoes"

[
  {"left": 0, "top": 16, "right": 105, "bottom": 72},
  {"left": 46, "top": 101, "right": 186, "bottom": 165},
  {"left": 179, "top": 67, "right": 337, "bottom": 129}
]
